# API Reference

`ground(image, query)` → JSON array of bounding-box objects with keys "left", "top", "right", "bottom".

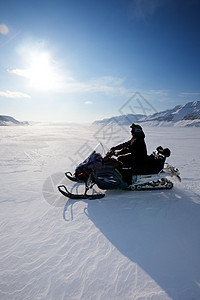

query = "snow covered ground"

[{"left": 0, "top": 125, "right": 200, "bottom": 300}]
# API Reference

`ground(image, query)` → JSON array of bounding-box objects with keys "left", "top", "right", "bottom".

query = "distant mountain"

[
  {"left": 93, "top": 101, "right": 200, "bottom": 127},
  {"left": 0, "top": 115, "right": 29, "bottom": 126},
  {"left": 93, "top": 114, "right": 145, "bottom": 125},
  {"left": 140, "top": 101, "right": 200, "bottom": 127}
]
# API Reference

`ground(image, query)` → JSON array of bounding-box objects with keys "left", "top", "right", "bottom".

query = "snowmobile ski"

[{"left": 57, "top": 185, "right": 105, "bottom": 200}]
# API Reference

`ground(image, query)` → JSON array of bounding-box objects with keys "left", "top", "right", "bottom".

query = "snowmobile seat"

[{"left": 137, "top": 147, "right": 171, "bottom": 175}]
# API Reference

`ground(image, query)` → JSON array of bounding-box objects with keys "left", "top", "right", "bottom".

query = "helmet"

[
  {"left": 130, "top": 123, "right": 142, "bottom": 133},
  {"left": 130, "top": 123, "right": 145, "bottom": 138}
]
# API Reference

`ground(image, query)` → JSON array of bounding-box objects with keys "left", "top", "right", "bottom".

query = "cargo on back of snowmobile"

[{"left": 58, "top": 143, "right": 181, "bottom": 199}]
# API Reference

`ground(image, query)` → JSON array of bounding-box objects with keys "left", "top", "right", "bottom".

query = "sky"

[{"left": 0, "top": 0, "right": 200, "bottom": 123}]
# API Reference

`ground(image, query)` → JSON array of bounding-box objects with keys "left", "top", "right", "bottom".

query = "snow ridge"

[
  {"left": 140, "top": 100, "right": 200, "bottom": 126},
  {"left": 93, "top": 101, "right": 200, "bottom": 127}
]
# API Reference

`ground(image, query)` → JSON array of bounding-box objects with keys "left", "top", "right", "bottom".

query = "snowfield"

[{"left": 0, "top": 125, "right": 200, "bottom": 300}]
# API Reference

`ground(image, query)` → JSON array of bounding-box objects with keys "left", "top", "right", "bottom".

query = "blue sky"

[{"left": 0, "top": 0, "right": 200, "bottom": 123}]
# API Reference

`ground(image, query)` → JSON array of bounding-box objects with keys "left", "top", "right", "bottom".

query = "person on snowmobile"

[{"left": 105, "top": 123, "right": 148, "bottom": 174}]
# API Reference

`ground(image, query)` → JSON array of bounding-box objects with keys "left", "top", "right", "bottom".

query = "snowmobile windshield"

[{"left": 83, "top": 142, "right": 107, "bottom": 162}]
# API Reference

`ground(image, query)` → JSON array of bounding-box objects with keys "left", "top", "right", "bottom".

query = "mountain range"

[
  {"left": 2, "top": 101, "right": 200, "bottom": 127},
  {"left": 93, "top": 101, "right": 200, "bottom": 127},
  {"left": 93, "top": 114, "right": 145, "bottom": 126},
  {"left": 140, "top": 100, "right": 200, "bottom": 126}
]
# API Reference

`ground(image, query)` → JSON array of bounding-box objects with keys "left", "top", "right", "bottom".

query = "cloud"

[
  {"left": 180, "top": 92, "right": 200, "bottom": 97},
  {"left": 7, "top": 40, "right": 129, "bottom": 96},
  {"left": 7, "top": 43, "right": 128, "bottom": 95},
  {"left": 0, "top": 90, "right": 31, "bottom": 98},
  {"left": 0, "top": 24, "right": 9, "bottom": 35},
  {"left": 8, "top": 68, "right": 29, "bottom": 77},
  {"left": 85, "top": 101, "right": 93, "bottom": 105},
  {"left": 60, "top": 76, "right": 128, "bottom": 96},
  {"left": 8, "top": 66, "right": 129, "bottom": 96},
  {"left": 148, "top": 89, "right": 169, "bottom": 97}
]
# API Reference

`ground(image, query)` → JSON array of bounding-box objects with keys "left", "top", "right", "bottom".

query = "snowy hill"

[
  {"left": 93, "top": 114, "right": 145, "bottom": 125},
  {"left": 93, "top": 101, "right": 200, "bottom": 127},
  {"left": 0, "top": 115, "right": 28, "bottom": 126},
  {"left": 140, "top": 101, "right": 200, "bottom": 127}
]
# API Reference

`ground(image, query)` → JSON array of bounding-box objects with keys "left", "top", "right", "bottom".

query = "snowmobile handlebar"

[
  {"left": 105, "top": 149, "right": 118, "bottom": 158},
  {"left": 104, "top": 150, "right": 113, "bottom": 159},
  {"left": 104, "top": 149, "right": 118, "bottom": 159}
]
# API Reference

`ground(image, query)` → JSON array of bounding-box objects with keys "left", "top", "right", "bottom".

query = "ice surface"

[{"left": 0, "top": 125, "right": 200, "bottom": 300}]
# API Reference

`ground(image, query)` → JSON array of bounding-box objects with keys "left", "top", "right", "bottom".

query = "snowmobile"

[{"left": 58, "top": 143, "right": 181, "bottom": 200}]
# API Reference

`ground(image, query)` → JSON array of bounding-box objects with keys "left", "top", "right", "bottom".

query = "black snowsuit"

[{"left": 111, "top": 131, "right": 148, "bottom": 174}]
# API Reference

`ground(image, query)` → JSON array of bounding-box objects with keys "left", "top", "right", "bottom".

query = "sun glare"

[
  {"left": 28, "top": 52, "right": 58, "bottom": 90},
  {"left": 9, "top": 46, "right": 65, "bottom": 91}
]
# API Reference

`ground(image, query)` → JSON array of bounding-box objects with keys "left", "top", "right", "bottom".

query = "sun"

[{"left": 27, "top": 52, "right": 58, "bottom": 90}]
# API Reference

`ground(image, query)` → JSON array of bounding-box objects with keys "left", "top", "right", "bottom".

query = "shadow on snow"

[{"left": 78, "top": 187, "right": 200, "bottom": 299}]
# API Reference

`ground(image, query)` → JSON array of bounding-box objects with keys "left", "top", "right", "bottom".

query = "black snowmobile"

[{"left": 58, "top": 143, "right": 181, "bottom": 200}]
